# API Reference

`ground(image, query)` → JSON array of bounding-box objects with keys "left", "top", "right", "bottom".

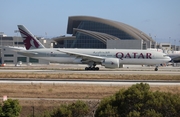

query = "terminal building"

[
  {"left": 0, "top": 16, "right": 179, "bottom": 65},
  {"left": 53, "top": 16, "right": 155, "bottom": 49}
]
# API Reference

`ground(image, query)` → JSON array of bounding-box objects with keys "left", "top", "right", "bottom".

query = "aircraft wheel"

[
  {"left": 92, "top": 67, "right": 96, "bottom": 70},
  {"left": 85, "top": 67, "right": 99, "bottom": 71},
  {"left": 154, "top": 68, "right": 158, "bottom": 71},
  {"left": 85, "top": 67, "right": 89, "bottom": 70},
  {"left": 95, "top": 67, "right": 99, "bottom": 70}
]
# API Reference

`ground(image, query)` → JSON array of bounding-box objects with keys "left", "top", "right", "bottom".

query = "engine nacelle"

[{"left": 102, "top": 58, "right": 122, "bottom": 68}]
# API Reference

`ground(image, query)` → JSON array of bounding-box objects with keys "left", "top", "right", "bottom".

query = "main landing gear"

[
  {"left": 85, "top": 67, "right": 99, "bottom": 70},
  {"left": 154, "top": 66, "right": 158, "bottom": 71},
  {"left": 85, "top": 62, "right": 99, "bottom": 71}
]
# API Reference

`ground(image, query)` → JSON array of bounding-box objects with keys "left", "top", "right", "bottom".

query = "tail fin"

[{"left": 17, "top": 25, "right": 45, "bottom": 50}]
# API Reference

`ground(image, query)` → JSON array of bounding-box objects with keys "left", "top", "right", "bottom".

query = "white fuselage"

[{"left": 19, "top": 48, "right": 171, "bottom": 65}]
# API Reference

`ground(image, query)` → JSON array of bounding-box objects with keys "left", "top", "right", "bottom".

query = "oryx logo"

[{"left": 19, "top": 28, "right": 40, "bottom": 50}]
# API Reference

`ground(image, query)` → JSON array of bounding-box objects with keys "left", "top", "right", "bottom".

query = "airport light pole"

[
  {"left": 0, "top": 32, "right": 4, "bottom": 47},
  {"left": 174, "top": 39, "right": 176, "bottom": 45},
  {"left": 14, "top": 30, "right": 19, "bottom": 46},
  {"left": 174, "top": 39, "right": 176, "bottom": 51},
  {"left": 154, "top": 35, "right": 156, "bottom": 49},
  {"left": 169, "top": 37, "right": 171, "bottom": 43},
  {"left": 0, "top": 32, "right": 4, "bottom": 65}
]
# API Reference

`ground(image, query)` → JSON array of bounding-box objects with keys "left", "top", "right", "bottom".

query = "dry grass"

[
  {"left": 0, "top": 84, "right": 124, "bottom": 99},
  {"left": 1, "top": 83, "right": 180, "bottom": 99},
  {"left": 0, "top": 72, "right": 180, "bottom": 80},
  {"left": 0, "top": 84, "right": 180, "bottom": 99}
]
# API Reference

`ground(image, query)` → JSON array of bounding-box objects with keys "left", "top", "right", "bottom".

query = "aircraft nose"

[{"left": 167, "top": 56, "right": 171, "bottom": 62}]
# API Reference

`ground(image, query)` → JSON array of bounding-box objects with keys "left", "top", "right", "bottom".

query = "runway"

[
  {"left": 0, "top": 79, "right": 180, "bottom": 86},
  {"left": 0, "top": 69, "right": 179, "bottom": 75}
]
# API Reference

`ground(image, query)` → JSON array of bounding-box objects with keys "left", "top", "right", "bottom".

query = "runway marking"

[{"left": 1, "top": 80, "right": 180, "bottom": 86}]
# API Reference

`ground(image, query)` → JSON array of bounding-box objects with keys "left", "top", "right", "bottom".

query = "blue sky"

[{"left": 0, "top": 0, "right": 180, "bottom": 44}]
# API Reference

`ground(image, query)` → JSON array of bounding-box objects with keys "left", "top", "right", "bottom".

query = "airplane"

[{"left": 16, "top": 25, "right": 171, "bottom": 71}]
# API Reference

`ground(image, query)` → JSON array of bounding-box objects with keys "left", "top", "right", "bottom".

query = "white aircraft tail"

[{"left": 17, "top": 25, "right": 45, "bottom": 50}]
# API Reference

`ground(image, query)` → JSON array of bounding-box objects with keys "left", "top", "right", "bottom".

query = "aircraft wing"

[
  {"left": 57, "top": 49, "right": 105, "bottom": 62},
  {"left": 17, "top": 50, "right": 38, "bottom": 55}
]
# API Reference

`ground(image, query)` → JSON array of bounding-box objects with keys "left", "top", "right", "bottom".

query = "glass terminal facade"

[
  {"left": 64, "top": 21, "right": 134, "bottom": 49},
  {"left": 78, "top": 21, "right": 133, "bottom": 39},
  {"left": 65, "top": 32, "right": 106, "bottom": 48}
]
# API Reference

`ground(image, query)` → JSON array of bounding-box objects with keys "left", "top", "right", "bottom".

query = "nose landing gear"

[{"left": 154, "top": 66, "right": 158, "bottom": 71}]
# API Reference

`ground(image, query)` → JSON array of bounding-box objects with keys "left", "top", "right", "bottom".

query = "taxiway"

[{"left": 0, "top": 68, "right": 179, "bottom": 75}]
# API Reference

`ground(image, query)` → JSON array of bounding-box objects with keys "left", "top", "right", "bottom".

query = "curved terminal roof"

[
  {"left": 52, "top": 36, "right": 76, "bottom": 42},
  {"left": 54, "top": 16, "right": 154, "bottom": 43},
  {"left": 67, "top": 16, "right": 154, "bottom": 42},
  {"left": 73, "top": 28, "right": 119, "bottom": 44}
]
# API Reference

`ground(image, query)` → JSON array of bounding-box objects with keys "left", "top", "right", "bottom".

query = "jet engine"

[{"left": 102, "top": 58, "right": 122, "bottom": 68}]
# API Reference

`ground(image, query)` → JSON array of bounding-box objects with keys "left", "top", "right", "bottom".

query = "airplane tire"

[
  {"left": 92, "top": 67, "right": 96, "bottom": 70},
  {"left": 154, "top": 68, "right": 158, "bottom": 71},
  {"left": 95, "top": 67, "right": 99, "bottom": 70},
  {"left": 85, "top": 67, "right": 89, "bottom": 70},
  {"left": 85, "top": 67, "right": 99, "bottom": 71}
]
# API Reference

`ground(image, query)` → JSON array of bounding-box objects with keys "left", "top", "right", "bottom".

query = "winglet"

[{"left": 17, "top": 25, "right": 45, "bottom": 50}]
